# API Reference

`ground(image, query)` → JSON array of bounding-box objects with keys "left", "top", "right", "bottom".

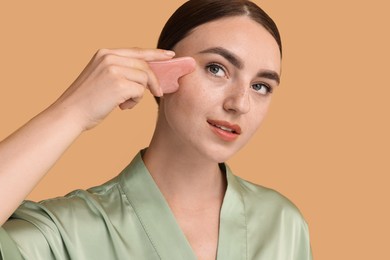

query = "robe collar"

[{"left": 119, "top": 151, "right": 247, "bottom": 259}]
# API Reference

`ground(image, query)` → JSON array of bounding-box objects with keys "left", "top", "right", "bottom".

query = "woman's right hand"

[
  {"left": 0, "top": 48, "right": 175, "bottom": 225},
  {"left": 51, "top": 48, "right": 175, "bottom": 131}
]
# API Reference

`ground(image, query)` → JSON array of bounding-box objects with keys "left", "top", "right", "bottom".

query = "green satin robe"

[{"left": 0, "top": 151, "right": 312, "bottom": 259}]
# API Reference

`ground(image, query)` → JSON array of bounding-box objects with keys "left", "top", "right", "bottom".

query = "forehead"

[
  {"left": 174, "top": 16, "right": 281, "bottom": 73},
  {"left": 173, "top": 16, "right": 281, "bottom": 74}
]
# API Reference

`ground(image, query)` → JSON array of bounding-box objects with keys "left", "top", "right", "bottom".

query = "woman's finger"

[
  {"left": 98, "top": 63, "right": 161, "bottom": 97},
  {"left": 95, "top": 55, "right": 162, "bottom": 97},
  {"left": 95, "top": 48, "right": 175, "bottom": 62}
]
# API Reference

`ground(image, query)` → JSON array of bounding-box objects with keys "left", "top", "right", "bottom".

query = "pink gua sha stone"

[{"left": 148, "top": 57, "right": 196, "bottom": 94}]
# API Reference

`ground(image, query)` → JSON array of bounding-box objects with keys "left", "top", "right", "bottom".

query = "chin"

[{"left": 196, "top": 143, "right": 243, "bottom": 163}]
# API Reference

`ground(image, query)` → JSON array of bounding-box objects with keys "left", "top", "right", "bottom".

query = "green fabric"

[
  {"left": 0, "top": 228, "right": 23, "bottom": 260},
  {"left": 0, "top": 151, "right": 312, "bottom": 259}
]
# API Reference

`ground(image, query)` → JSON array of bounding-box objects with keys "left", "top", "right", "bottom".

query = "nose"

[{"left": 223, "top": 83, "right": 250, "bottom": 114}]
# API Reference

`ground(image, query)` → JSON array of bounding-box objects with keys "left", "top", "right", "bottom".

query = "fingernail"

[{"left": 164, "top": 50, "right": 175, "bottom": 56}]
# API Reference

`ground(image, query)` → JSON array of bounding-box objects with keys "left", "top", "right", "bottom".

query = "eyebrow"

[
  {"left": 199, "top": 47, "right": 244, "bottom": 69},
  {"left": 198, "top": 46, "right": 280, "bottom": 85},
  {"left": 257, "top": 70, "right": 280, "bottom": 85}
]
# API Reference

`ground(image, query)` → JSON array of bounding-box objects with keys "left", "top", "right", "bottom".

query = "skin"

[
  {"left": 0, "top": 48, "right": 172, "bottom": 225},
  {"left": 144, "top": 16, "right": 281, "bottom": 259},
  {"left": 0, "top": 15, "right": 281, "bottom": 260}
]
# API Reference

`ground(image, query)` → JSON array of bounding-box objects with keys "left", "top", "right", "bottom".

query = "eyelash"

[
  {"left": 251, "top": 83, "right": 273, "bottom": 95},
  {"left": 205, "top": 62, "right": 273, "bottom": 96},
  {"left": 206, "top": 63, "right": 227, "bottom": 78}
]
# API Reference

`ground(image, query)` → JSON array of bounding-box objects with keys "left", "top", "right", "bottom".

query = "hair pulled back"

[
  {"left": 155, "top": 0, "right": 282, "bottom": 104},
  {"left": 157, "top": 0, "right": 282, "bottom": 57}
]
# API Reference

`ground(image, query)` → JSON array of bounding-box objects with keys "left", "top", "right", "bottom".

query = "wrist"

[{"left": 42, "top": 101, "right": 87, "bottom": 136}]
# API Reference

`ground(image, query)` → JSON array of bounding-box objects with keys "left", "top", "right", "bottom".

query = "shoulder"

[
  {"left": 3, "top": 175, "right": 131, "bottom": 258},
  {"left": 234, "top": 175, "right": 304, "bottom": 220},
  {"left": 13, "top": 174, "right": 126, "bottom": 226},
  {"left": 227, "top": 171, "right": 309, "bottom": 231},
  {"left": 231, "top": 175, "right": 312, "bottom": 258}
]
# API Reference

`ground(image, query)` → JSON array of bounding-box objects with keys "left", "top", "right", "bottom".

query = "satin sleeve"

[
  {"left": 0, "top": 180, "right": 161, "bottom": 260},
  {"left": 1, "top": 200, "right": 74, "bottom": 260},
  {"left": 0, "top": 227, "right": 24, "bottom": 260}
]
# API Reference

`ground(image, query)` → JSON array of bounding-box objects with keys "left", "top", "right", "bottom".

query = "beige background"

[{"left": 1, "top": 0, "right": 389, "bottom": 259}]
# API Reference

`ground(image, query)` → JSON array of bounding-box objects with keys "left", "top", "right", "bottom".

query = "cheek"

[
  {"left": 247, "top": 98, "right": 272, "bottom": 131},
  {"left": 171, "top": 69, "right": 217, "bottom": 110},
  {"left": 161, "top": 72, "right": 205, "bottom": 122}
]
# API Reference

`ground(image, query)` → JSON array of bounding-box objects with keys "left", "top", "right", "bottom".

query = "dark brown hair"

[
  {"left": 157, "top": 0, "right": 282, "bottom": 56},
  {"left": 155, "top": 0, "right": 282, "bottom": 103}
]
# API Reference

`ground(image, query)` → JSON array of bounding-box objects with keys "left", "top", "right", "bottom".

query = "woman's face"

[{"left": 159, "top": 16, "right": 281, "bottom": 163}]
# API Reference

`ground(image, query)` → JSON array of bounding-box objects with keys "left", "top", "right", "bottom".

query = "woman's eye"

[
  {"left": 251, "top": 83, "right": 273, "bottom": 95},
  {"left": 206, "top": 64, "right": 226, "bottom": 77}
]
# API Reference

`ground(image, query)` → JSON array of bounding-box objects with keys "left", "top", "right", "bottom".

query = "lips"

[{"left": 207, "top": 119, "right": 242, "bottom": 142}]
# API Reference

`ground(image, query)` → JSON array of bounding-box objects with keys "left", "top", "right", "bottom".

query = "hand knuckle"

[
  {"left": 141, "top": 70, "right": 149, "bottom": 80},
  {"left": 116, "top": 79, "right": 128, "bottom": 90},
  {"left": 100, "top": 54, "right": 115, "bottom": 67},
  {"left": 105, "top": 64, "right": 119, "bottom": 75},
  {"left": 130, "top": 84, "right": 145, "bottom": 97},
  {"left": 139, "top": 60, "right": 149, "bottom": 70},
  {"left": 138, "top": 86, "right": 145, "bottom": 97},
  {"left": 96, "top": 48, "right": 109, "bottom": 57}
]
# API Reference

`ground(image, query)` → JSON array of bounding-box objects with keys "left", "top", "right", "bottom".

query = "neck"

[{"left": 142, "top": 129, "right": 227, "bottom": 207}]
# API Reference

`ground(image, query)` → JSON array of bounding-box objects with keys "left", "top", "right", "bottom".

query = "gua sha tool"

[{"left": 148, "top": 57, "right": 196, "bottom": 94}]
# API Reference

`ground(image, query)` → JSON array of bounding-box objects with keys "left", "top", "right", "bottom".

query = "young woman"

[{"left": 0, "top": 1, "right": 312, "bottom": 259}]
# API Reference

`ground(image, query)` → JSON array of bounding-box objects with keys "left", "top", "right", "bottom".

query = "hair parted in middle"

[
  {"left": 157, "top": 0, "right": 282, "bottom": 56},
  {"left": 154, "top": 0, "right": 282, "bottom": 104}
]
